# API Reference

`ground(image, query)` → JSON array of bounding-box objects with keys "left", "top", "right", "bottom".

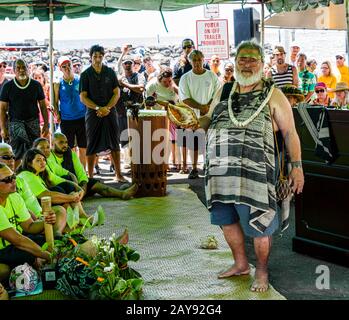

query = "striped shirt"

[{"left": 271, "top": 64, "right": 294, "bottom": 88}]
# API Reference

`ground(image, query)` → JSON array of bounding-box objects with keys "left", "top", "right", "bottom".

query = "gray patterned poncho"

[{"left": 205, "top": 80, "right": 278, "bottom": 233}]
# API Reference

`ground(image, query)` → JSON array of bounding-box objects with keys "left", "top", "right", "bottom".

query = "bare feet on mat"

[
  {"left": 115, "top": 175, "right": 127, "bottom": 183},
  {"left": 250, "top": 267, "right": 269, "bottom": 292},
  {"left": 121, "top": 183, "right": 138, "bottom": 200},
  {"left": 218, "top": 264, "right": 250, "bottom": 279}
]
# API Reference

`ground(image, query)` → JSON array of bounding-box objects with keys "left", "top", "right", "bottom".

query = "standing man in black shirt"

[
  {"left": 173, "top": 38, "right": 210, "bottom": 85},
  {"left": 0, "top": 59, "right": 48, "bottom": 168},
  {"left": 79, "top": 45, "right": 126, "bottom": 182}
]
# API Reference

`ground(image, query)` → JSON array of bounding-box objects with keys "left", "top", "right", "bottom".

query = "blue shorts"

[{"left": 209, "top": 202, "right": 279, "bottom": 238}]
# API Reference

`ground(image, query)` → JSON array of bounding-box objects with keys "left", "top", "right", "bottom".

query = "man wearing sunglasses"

[
  {"left": 335, "top": 54, "right": 349, "bottom": 87},
  {"left": 71, "top": 56, "right": 83, "bottom": 76},
  {"left": 173, "top": 38, "right": 210, "bottom": 85},
  {"left": 0, "top": 163, "right": 52, "bottom": 269}
]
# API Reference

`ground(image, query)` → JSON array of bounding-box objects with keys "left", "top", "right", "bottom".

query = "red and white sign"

[{"left": 196, "top": 19, "right": 229, "bottom": 60}]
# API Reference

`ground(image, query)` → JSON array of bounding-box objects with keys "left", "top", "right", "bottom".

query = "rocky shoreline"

[
  {"left": 0, "top": 45, "right": 192, "bottom": 68},
  {"left": 0, "top": 43, "right": 244, "bottom": 69}
]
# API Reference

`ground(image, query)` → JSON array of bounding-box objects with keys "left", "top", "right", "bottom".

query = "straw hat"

[
  {"left": 333, "top": 82, "right": 349, "bottom": 92},
  {"left": 281, "top": 85, "right": 305, "bottom": 102}
]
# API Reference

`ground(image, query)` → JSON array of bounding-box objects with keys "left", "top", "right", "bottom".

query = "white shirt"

[
  {"left": 145, "top": 78, "right": 177, "bottom": 103},
  {"left": 179, "top": 69, "right": 221, "bottom": 116}
]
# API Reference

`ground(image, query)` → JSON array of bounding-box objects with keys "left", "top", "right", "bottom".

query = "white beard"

[{"left": 235, "top": 68, "right": 263, "bottom": 87}]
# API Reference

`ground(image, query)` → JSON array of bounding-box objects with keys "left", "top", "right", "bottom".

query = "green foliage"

[{"left": 66, "top": 206, "right": 80, "bottom": 230}]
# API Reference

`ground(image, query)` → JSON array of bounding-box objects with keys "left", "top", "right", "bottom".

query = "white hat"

[
  {"left": 290, "top": 41, "right": 300, "bottom": 48},
  {"left": 58, "top": 56, "right": 71, "bottom": 67}
]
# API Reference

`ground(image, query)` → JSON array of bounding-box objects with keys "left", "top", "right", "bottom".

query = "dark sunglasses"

[
  {"left": 336, "top": 56, "right": 344, "bottom": 60},
  {"left": 183, "top": 45, "right": 192, "bottom": 49},
  {"left": 0, "top": 155, "right": 15, "bottom": 160},
  {"left": 225, "top": 68, "right": 233, "bottom": 72},
  {"left": 0, "top": 174, "right": 16, "bottom": 184},
  {"left": 315, "top": 89, "right": 325, "bottom": 93},
  {"left": 0, "top": 64, "right": 7, "bottom": 68}
]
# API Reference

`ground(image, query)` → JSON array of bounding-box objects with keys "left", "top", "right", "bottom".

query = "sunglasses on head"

[
  {"left": 315, "top": 89, "right": 325, "bottom": 93},
  {"left": 0, "top": 174, "right": 16, "bottom": 184},
  {"left": 0, "top": 155, "right": 15, "bottom": 160}
]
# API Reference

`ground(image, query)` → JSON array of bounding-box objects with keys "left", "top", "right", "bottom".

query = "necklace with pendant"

[
  {"left": 14, "top": 77, "right": 31, "bottom": 90},
  {"left": 63, "top": 77, "right": 73, "bottom": 86},
  {"left": 227, "top": 81, "right": 275, "bottom": 128}
]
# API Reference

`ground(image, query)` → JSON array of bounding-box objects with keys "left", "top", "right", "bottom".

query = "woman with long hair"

[
  {"left": 318, "top": 61, "right": 337, "bottom": 99},
  {"left": 17, "top": 149, "right": 88, "bottom": 218},
  {"left": 146, "top": 67, "right": 182, "bottom": 172},
  {"left": 331, "top": 82, "right": 349, "bottom": 108}
]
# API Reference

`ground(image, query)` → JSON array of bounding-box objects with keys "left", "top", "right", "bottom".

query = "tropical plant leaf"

[
  {"left": 128, "top": 252, "right": 140, "bottom": 262},
  {"left": 80, "top": 217, "right": 92, "bottom": 228},
  {"left": 97, "top": 205, "right": 105, "bottom": 226},
  {"left": 41, "top": 242, "right": 49, "bottom": 251},
  {"left": 66, "top": 206, "right": 77, "bottom": 229},
  {"left": 73, "top": 206, "right": 80, "bottom": 225},
  {"left": 92, "top": 210, "right": 99, "bottom": 227},
  {"left": 131, "top": 279, "right": 143, "bottom": 291}
]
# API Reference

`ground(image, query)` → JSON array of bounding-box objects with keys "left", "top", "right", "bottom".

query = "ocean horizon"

[{"left": 52, "top": 29, "right": 346, "bottom": 65}]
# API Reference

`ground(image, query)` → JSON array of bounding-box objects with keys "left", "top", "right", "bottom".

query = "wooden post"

[
  {"left": 344, "top": 0, "right": 349, "bottom": 61},
  {"left": 41, "top": 196, "right": 54, "bottom": 251}
]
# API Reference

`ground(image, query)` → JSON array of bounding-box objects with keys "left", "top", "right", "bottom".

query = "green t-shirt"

[
  {"left": 18, "top": 170, "right": 66, "bottom": 197},
  {"left": 0, "top": 193, "right": 31, "bottom": 250},
  {"left": 48, "top": 151, "right": 88, "bottom": 184},
  {"left": 46, "top": 155, "right": 69, "bottom": 177},
  {"left": 16, "top": 176, "right": 42, "bottom": 218},
  {"left": 298, "top": 69, "right": 316, "bottom": 95}
]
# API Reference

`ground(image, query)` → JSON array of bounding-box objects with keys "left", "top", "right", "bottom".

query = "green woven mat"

[{"left": 15, "top": 184, "right": 285, "bottom": 300}]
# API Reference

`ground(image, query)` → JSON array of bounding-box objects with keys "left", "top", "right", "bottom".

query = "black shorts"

[
  {"left": 0, "top": 234, "right": 45, "bottom": 268},
  {"left": 60, "top": 117, "right": 87, "bottom": 149},
  {"left": 84, "top": 178, "right": 99, "bottom": 197},
  {"left": 49, "top": 182, "right": 75, "bottom": 194}
]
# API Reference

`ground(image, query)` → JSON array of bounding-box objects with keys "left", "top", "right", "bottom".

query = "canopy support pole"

[
  {"left": 346, "top": 0, "right": 349, "bottom": 60},
  {"left": 260, "top": 2, "right": 265, "bottom": 48},
  {"left": 49, "top": 2, "right": 55, "bottom": 139}
]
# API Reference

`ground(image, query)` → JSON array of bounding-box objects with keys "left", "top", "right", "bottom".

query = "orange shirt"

[{"left": 318, "top": 75, "right": 337, "bottom": 99}]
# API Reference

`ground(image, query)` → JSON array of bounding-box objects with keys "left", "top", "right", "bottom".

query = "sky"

[{"left": 0, "top": 3, "right": 253, "bottom": 42}]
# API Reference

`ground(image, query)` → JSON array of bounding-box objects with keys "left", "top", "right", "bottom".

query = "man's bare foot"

[
  {"left": 121, "top": 183, "right": 138, "bottom": 200},
  {"left": 218, "top": 264, "right": 250, "bottom": 279},
  {"left": 250, "top": 267, "right": 269, "bottom": 292},
  {"left": 115, "top": 175, "right": 127, "bottom": 183}
]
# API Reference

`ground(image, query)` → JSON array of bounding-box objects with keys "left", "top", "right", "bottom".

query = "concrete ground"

[{"left": 99, "top": 157, "right": 349, "bottom": 301}]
